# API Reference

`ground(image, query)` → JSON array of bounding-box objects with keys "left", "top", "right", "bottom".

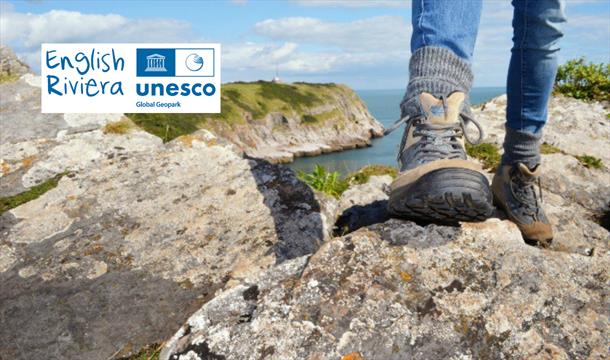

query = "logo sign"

[{"left": 41, "top": 43, "right": 220, "bottom": 113}]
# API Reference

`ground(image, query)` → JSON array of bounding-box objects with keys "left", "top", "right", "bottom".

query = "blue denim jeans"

[{"left": 411, "top": 0, "right": 566, "bottom": 134}]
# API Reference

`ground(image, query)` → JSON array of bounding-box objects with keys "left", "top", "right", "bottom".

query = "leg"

[
  {"left": 493, "top": 0, "right": 566, "bottom": 245},
  {"left": 503, "top": 0, "right": 566, "bottom": 167},
  {"left": 404, "top": 0, "right": 482, "bottom": 112},
  {"left": 388, "top": 0, "right": 493, "bottom": 223},
  {"left": 411, "top": 0, "right": 482, "bottom": 62}
]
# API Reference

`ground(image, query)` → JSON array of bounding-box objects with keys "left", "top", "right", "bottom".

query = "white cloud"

[
  {"left": 223, "top": 41, "right": 407, "bottom": 74},
  {"left": 294, "top": 0, "right": 410, "bottom": 7},
  {"left": 253, "top": 15, "right": 411, "bottom": 51},
  {"left": 0, "top": 7, "right": 199, "bottom": 69}
]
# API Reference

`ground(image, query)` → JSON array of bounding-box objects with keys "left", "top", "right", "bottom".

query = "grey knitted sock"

[
  {"left": 400, "top": 46, "right": 474, "bottom": 118},
  {"left": 501, "top": 126, "right": 542, "bottom": 168}
]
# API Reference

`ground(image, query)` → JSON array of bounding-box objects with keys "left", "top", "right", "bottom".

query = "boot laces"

[
  {"left": 385, "top": 95, "right": 484, "bottom": 162},
  {"left": 509, "top": 166, "right": 544, "bottom": 218}
]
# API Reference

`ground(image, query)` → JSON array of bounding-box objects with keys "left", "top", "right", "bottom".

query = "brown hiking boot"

[
  {"left": 492, "top": 162, "right": 553, "bottom": 246},
  {"left": 386, "top": 92, "right": 494, "bottom": 223}
]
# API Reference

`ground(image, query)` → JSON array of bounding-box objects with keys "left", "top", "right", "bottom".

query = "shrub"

[
  {"left": 575, "top": 155, "right": 603, "bottom": 169},
  {"left": 346, "top": 164, "right": 398, "bottom": 185},
  {"left": 540, "top": 142, "right": 563, "bottom": 155},
  {"left": 554, "top": 58, "right": 609, "bottom": 101},
  {"left": 465, "top": 143, "right": 501, "bottom": 171},
  {"left": 297, "top": 164, "right": 348, "bottom": 198},
  {"left": 102, "top": 118, "right": 134, "bottom": 135},
  {"left": 301, "top": 114, "right": 318, "bottom": 124},
  {"left": 0, "top": 73, "right": 19, "bottom": 83}
]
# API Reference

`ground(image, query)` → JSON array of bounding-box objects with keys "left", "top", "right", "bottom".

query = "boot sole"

[
  {"left": 388, "top": 167, "right": 494, "bottom": 223},
  {"left": 492, "top": 194, "right": 553, "bottom": 246}
]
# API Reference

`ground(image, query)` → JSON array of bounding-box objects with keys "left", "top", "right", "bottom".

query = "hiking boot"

[
  {"left": 492, "top": 162, "right": 553, "bottom": 246},
  {"left": 387, "top": 92, "right": 494, "bottom": 222}
]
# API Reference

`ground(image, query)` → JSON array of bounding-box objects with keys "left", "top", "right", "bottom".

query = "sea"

[{"left": 288, "top": 87, "right": 505, "bottom": 175}]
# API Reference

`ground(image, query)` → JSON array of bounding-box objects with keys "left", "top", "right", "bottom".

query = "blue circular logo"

[{"left": 185, "top": 53, "right": 204, "bottom": 71}]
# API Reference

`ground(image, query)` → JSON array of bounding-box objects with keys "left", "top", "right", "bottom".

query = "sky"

[{"left": 1, "top": 0, "right": 609, "bottom": 90}]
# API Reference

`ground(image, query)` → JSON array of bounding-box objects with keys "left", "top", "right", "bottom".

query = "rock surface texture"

[
  {"left": 162, "top": 95, "right": 610, "bottom": 360},
  {"left": 1, "top": 47, "right": 608, "bottom": 360},
  {"left": 0, "top": 51, "right": 330, "bottom": 359},
  {"left": 473, "top": 95, "right": 610, "bottom": 256},
  {"left": 0, "top": 129, "right": 331, "bottom": 359},
  {"left": 161, "top": 219, "right": 608, "bottom": 360}
]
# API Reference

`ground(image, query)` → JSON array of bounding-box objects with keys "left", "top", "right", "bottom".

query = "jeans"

[{"left": 411, "top": 0, "right": 566, "bottom": 134}]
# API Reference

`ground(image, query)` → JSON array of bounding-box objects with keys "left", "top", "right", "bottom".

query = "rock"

[
  {"left": 473, "top": 95, "right": 610, "bottom": 255},
  {"left": 161, "top": 94, "right": 609, "bottom": 360},
  {"left": 334, "top": 175, "right": 392, "bottom": 235},
  {"left": 0, "top": 70, "right": 134, "bottom": 197},
  {"left": 0, "top": 131, "right": 331, "bottom": 359},
  {"left": 1, "top": 44, "right": 608, "bottom": 360},
  {"left": 474, "top": 94, "right": 610, "bottom": 164},
  {"left": 160, "top": 218, "right": 609, "bottom": 359},
  {"left": 0, "top": 46, "right": 29, "bottom": 79}
]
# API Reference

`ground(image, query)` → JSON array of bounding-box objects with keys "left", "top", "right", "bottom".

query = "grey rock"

[
  {"left": 0, "top": 132, "right": 330, "bottom": 359},
  {"left": 0, "top": 46, "right": 29, "bottom": 78},
  {"left": 161, "top": 218, "right": 609, "bottom": 360},
  {"left": 472, "top": 95, "right": 610, "bottom": 255}
]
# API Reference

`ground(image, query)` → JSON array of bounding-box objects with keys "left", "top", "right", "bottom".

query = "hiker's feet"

[
  {"left": 388, "top": 92, "right": 494, "bottom": 223},
  {"left": 492, "top": 162, "right": 553, "bottom": 246}
]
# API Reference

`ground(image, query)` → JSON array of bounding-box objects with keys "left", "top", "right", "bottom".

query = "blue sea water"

[{"left": 288, "top": 87, "right": 505, "bottom": 175}]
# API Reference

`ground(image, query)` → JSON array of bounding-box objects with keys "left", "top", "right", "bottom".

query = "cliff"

[{"left": 128, "top": 81, "right": 384, "bottom": 163}]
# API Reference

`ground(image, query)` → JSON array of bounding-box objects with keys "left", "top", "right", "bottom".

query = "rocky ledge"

[{"left": 0, "top": 46, "right": 608, "bottom": 359}]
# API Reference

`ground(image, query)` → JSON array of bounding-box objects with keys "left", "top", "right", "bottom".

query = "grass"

[
  {"left": 540, "top": 142, "right": 563, "bottom": 155},
  {"left": 540, "top": 143, "right": 603, "bottom": 170},
  {"left": 297, "top": 164, "right": 348, "bottom": 198},
  {"left": 345, "top": 164, "right": 398, "bottom": 185},
  {"left": 298, "top": 164, "right": 398, "bottom": 198},
  {"left": 118, "top": 343, "right": 162, "bottom": 360},
  {"left": 103, "top": 118, "right": 135, "bottom": 135},
  {"left": 0, "top": 173, "right": 66, "bottom": 214},
  {"left": 0, "top": 73, "right": 20, "bottom": 83},
  {"left": 126, "top": 113, "right": 202, "bottom": 142},
  {"left": 465, "top": 143, "right": 501, "bottom": 171},
  {"left": 575, "top": 155, "right": 603, "bottom": 169},
  {"left": 126, "top": 81, "right": 350, "bottom": 142}
]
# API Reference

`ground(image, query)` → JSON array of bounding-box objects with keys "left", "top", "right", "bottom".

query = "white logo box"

[{"left": 41, "top": 43, "right": 221, "bottom": 113}]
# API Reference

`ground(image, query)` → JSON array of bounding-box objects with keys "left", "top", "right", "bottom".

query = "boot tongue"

[
  {"left": 419, "top": 92, "right": 465, "bottom": 125},
  {"left": 517, "top": 163, "right": 541, "bottom": 181}
]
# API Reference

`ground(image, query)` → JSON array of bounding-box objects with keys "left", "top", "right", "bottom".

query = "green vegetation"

[
  {"left": 0, "top": 73, "right": 19, "bottom": 83},
  {"left": 103, "top": 118, "right": 135, "bottom": 135},
  {"left": 301, "top": 114, "right": 319, "bottom": 124},
  {"left": 554, "top": 58, "right": 609, "bottom": 101},
  {"left": 0, "top": 173, "right": 67, "bottom": 214},
  {"left": 126, "top": 113, "right": 202, "bottom": 142},
  {"left": 298, "top": 164, "right": 398, "bottom": 198},
  {"left": 346, "top": 164, "right": 398, "bottom": 185},
  {"left": 297, "top": 165, "right": 348, "bottom": 198},
  {"left": 575, "top": 154, "right": 603, "bottom": 169},
  {"left": 465, "top": 143, "right": 501, "bottom": 171},
  {"left": 540, "top": 142, "right": 563, "bottom": 155},
  {"left": 119, "top": 343, "right": 162, "bottom": 360},
  {"left": 127, "top": 81, "right": 349, "bottom": 142},
  {"left": 301, "top": 110, "right": 341, "bottom": 125},
  {"left": 540, "top": 143, "right": 604, "bottom": 170}
]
